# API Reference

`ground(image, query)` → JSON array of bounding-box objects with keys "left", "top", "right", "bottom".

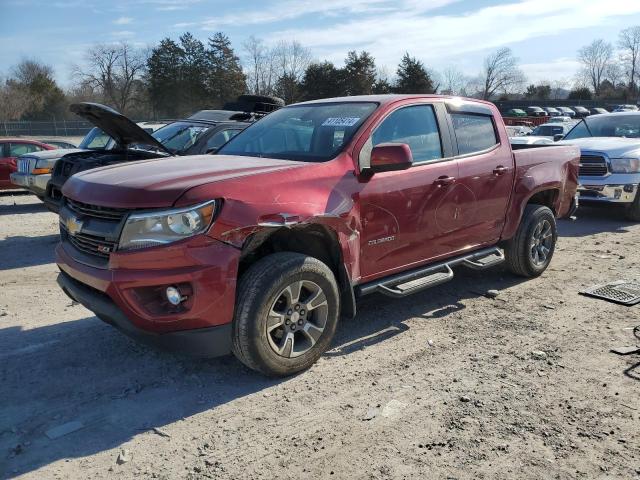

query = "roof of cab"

[{"left": 292, "top": 94, "right": 495, "bottom": 108}]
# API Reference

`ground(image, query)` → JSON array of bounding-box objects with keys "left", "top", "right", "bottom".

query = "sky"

[{"left": 2, "top": 0, "right": 640, "bottom": 88}]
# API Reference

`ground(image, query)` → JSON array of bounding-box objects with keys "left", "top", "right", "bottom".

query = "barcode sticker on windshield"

[{"left": 322, "top": 117, "right": 360, "bottom": 127}]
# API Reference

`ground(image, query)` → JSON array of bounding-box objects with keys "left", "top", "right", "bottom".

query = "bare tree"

[
  {"left": 441, "top": 66, "right": 466, "bottom": 95},
  {"left": 273, "top": 40, "right": 312, "bottom": 84},
  {"left": 551, "top": 78, "right": 570, "bottom": 100},
  {"left": 74, "top": 42, "right": 147, "bottom": 114},
  {"left": 243, "top": 35, "right": 276, "bottom": 95},
  {"left": 480, "top": 48, "right": 525, "bottom": 100},
  {"left": 12, "top": 59, "right": 55, "bottom": 86},
  {"left": 0, "top": 77, "right": 30, "bottom": 121},
  {"left": 577, "top": 39, "right": 613, "bottom": 97},
  {"left": 618, "top": 26, "right": 640, "bottom": 96}
]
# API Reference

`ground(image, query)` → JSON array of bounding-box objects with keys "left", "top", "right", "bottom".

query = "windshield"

[
  {"left": 532, "top": 125, "right": 565, "bottom": 136},
  {"left": 79, "top": 127, "right": 114, "bottom": 150},
  {"left": 218, "top": 102, "right": 378, "bottom": 161},
  {"left": 564, "top": 114, "right": 640, "bottom": 139},
  {"left": 151, "top": 121, "right": 210, "bottom": 153}
]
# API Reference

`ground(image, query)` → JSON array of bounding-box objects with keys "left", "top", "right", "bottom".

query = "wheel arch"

[
  {"left": 238, "top": 223, "right": 357, "bottom": 318},
  {"left": 502, "top": 186, "right": 561, "bottom": 241}
]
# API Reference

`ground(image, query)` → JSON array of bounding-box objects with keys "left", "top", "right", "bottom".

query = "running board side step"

[{"left": 356, "top": 247, "right": 504, "bottom": 299}]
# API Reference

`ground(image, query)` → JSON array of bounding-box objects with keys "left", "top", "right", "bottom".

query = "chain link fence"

[{"left": 0, "top": 120, "right": 95, "bottom": 137}]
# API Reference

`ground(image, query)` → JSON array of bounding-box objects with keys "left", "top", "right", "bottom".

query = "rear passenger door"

[{"left": 447, "top": 103, "right": 514, "bottom": 247}]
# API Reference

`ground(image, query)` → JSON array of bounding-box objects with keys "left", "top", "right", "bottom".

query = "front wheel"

[
  {"left": 625, "top": 190, "right": 640, "bottom": 221},
  {"left": 232, "top": 252, "right": 340, "bottom": 377},
  {"left": 505, "top": 205, "right": 557, "bottom": 277}
]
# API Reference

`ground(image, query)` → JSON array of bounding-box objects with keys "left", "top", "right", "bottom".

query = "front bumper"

[
  {"left": 578, "top": 183, "right": 638, "bottom": 204},
  {"left": 58, "top": 271, "right": 232, "bottom": 357},
  {"left": 55, "top": 235, "right": 241, "bottom": 358},
  {"left": 10, "top": 172, "right": 51, "bottom": 196}
]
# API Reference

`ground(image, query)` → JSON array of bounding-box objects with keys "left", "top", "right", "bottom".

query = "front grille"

[
  {"left": 579, "top": 155, "right": 608, "bottom": 177},
  {"left": 17, "top": 158, "right": 33, "bottom": 174},
  {"left": 67, "top": 198, "right": 129, "bottom": 221},
  {"left": 61, "top": 224, "right": 117, "bottom": 259}
]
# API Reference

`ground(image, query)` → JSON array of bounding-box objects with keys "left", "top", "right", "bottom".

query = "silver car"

[{"left": 560, "top": 112, "right": 640, "bottom": 220}]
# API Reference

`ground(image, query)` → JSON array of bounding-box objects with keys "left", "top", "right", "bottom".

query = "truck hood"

[
  {"left": 62, "top": 154, "right": 305, "bottom": 208},
  {"left": 21, "top": 148, "right": 86, "bottom": 161},
  {"left": 559, "top": 137, "right": 640, "bottom": 158},
  {"left": 70, "top": 102, "right": 172, "bottom": 155}
]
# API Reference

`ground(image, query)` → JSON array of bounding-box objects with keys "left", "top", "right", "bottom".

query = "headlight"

[
  {"left": 33, "top": 159, "right": 54, "bottom": 174},
  {"left": 118, "top": 201, "right": 216, "bottom": 251},
  {"left": 610, "top": 158, "right": 640, "bottom": 173}
]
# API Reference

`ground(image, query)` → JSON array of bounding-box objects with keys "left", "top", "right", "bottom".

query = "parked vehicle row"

[
  {"left": 8, "top": 95, "right": 283, "bottom": 210},
  {"left": 505, "top": 105, "right": 617, "bottom": 119},
  {"left": 53, "top": 94, "right": 580, "bottom": 376}
]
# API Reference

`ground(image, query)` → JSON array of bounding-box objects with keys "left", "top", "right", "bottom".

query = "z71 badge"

[{"left": 368, "top": 235, "right": 395, "bottom": 246}]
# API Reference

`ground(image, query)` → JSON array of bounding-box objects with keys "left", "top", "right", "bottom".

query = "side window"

[
  {"left": 206, "top": 129, "right": 242, "bottom": 152},
  {"left": 450, "top": 114, "right": 498, "bottom": 155},
  {"left": 372, "top": 105, "right": 443, "bottom": 163},
  {"left": 9, "top": 143, "right": 41, "bottom": 156}
]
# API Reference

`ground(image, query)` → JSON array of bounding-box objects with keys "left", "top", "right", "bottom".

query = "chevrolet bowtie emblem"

[{"left": 66, "top": 216, "right": 84, "bottom": 236}]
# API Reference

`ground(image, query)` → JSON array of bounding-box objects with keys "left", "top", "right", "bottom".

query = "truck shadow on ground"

[
  {"left": 0, "top": 234, "right": 58, "bottom": 270},
  {"left": 0, "top": 265, "right": 527, "bottom": 477},
  {"left": 558, "top": 206, "right": 635, "bottom": 237}
]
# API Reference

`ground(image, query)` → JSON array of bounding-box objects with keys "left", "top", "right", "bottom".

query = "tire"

[
  {"left": 505, "top": 205, "right": 557, "bottom": 277},
  {"left": 232, "top": 252, "right": 340, "bottom": 377},
  {"left": 625, "top": 191, "right": 640, "bottom": 221}
]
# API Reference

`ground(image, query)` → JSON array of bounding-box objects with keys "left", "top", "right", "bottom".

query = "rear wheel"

[
  {"left": 232, "top": 252, "right": 340, "bottom": 377},
  {"left": 505, "top": 205, "right": 557, "bottom": 277}
]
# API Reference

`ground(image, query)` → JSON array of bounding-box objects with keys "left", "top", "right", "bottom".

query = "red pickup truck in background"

[{"left": 55, "top": 95, "right": 580, "bottom": 376}]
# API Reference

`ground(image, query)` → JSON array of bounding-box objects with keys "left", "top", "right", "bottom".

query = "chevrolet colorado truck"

[
  {"left": 55, "top": 95, "right": 580, "bottom": 377},
  {"left": 559, "top": 112, "right": 640, "bottom": 220}
]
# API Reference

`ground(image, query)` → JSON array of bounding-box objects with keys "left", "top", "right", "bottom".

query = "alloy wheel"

[{"left": 266, "top": 280, "right": 329, "bottom": 358}]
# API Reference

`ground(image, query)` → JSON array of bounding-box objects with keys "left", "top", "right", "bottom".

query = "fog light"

[{"left": 165, "top": 286, "right": 184, "bottom": 306}]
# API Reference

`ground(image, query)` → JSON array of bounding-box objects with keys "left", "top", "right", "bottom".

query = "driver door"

[{"left": 357, "top": 102, "right": 461, "bottom": 280}]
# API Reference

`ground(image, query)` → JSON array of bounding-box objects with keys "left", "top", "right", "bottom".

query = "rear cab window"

[{"left": 450, "top": 113, "right": 498, "bottom": 155}]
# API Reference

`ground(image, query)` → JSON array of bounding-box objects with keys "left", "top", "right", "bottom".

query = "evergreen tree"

[
  {"left": 206, "top": 32, "right": 246, "bottom": 107},
  {"left": 300, "top": 62, "right": 344, "bottom": 100},
  {"left": 394, "top": 53, "right": 436, "bottom": 94},
  {"left": 179, "top": 33, "right": 209, "bottom": 113},
  {"left": 343, "top": 51, "right": 376, "bottom": 95},
  {"left": 147, "top": 38, "right": 184, "bottom": 117}
]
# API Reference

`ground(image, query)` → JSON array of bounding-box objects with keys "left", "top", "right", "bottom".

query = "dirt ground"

[{"left": 0, "top": 192, "right": 638, "bottom": 480}]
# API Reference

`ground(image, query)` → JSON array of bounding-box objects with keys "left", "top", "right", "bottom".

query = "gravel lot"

[{"left": 1, "top": 192, "right": 639, "bottom": 480}]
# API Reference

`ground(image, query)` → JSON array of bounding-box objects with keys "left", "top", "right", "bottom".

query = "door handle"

[
  {"left": 434, "top": 175, "right": 456, "bottom": 187},
  {"left": 493, "top": 166, "right": 508, "bottom": 176}
]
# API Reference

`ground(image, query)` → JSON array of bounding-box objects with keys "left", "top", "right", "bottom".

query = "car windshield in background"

[
  {"left": 79, "top": 127, "right": 113, "bottom": 150},
  {"left": 150, "top": 122, "right": 210, "bottom": 154},
  {"left": 565, "top": 114, "right": 640, "bottom": 139},
  {"left": 532, "top": 125, "right": 565, "bottom": 136},
  {"left": 218, "top": 102, "right": 378, "bottom": 161}
]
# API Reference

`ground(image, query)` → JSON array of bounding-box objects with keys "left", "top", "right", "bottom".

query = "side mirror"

[
  {"left": 368, "top": 143, "right": 413, "bottom": 173},
  {"left": 553, "top": 134, "right": 564, "bottom": 142}
]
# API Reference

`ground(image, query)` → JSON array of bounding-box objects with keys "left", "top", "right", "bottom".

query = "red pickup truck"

[{"left": 56, "top": 95, "right": 579, "bottom": 376}]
